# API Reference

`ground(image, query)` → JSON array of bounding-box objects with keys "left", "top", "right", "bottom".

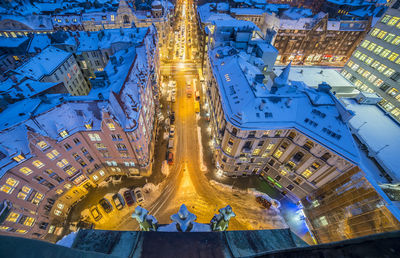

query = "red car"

[{"left": 123, "top": 190, "right": 135, "bottom": 206}]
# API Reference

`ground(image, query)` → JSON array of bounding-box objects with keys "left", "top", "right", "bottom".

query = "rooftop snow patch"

[{"left": 15, "top": 46, "right": 71, "bottom": 81}]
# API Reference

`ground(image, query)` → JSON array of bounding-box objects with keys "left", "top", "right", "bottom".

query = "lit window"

[
  {"left": 33, "top": 160, "right": 44, "bottom": 168},
  {"left": 19, "top": 167, "right": 33, "bottom": 176},
  {"left": 36, "top": 141, "right": 49, "bottom": 150},
  {"left": 388, "top": 53, "right": 399, "bottom": 62},
  {"left": 85, "top": 122, "right": 92, "bottom": 130},
  {"left": 16, "top": 229, "right": 27, "bottom": 234},
  {"left": 13, "top": 154, "right": 25, "bottom": 162},
  {"left": 359, "top": 54, "right": 367, "bottom": 61},
  {"left": 93, "top": 175, "right": 99, "bottom": 181},
  {"left": 362, "top": 70, "right": 371, "bottom": 78},
  {"left": 64, "top": 183, "right": 72, "bottom": 189},
  {"left": 59, "top": 130, "right": 69, "bottom": 138},
  {"left": 24, "top": 217, "right": 35, "bottom": 227},
  {"left": 367, "top": 42, "right": 376, "bottom": 51},
  {"left": 381, "top": 15, "right": 392, "bottom": 24},
  {"left": 56, "top": 189, "right": 63, "bottom": 195},
  {"left": 0, "top": 226, "right": 10, "bottom": 231},
  {"left": 387, "top": 17, "right": 400, "bottom": 26},
  {"left": 360, "top": 40, "right": 370, "bottom": 48},
  {"left": 368, "top": 74, "right": 377, "bottom": 82},
  {"left": 273, "top": 149, "right": 283, "bottom": 159},
  {"left": 380, "top": 49, "right": 391, "bottom": 58},
  {"left": 373, "top": 46, "right": 384, "bottom": 55},
  {"left": 302, "top": 169, "right": 313, "bottom": 178},
  {"left": 57, "top": 203, "right": 64, "bottom": 210},
  {"left": 392, "top": 36, "right": 400, "bottom": 45},
  {"left": 106, "top": 122, "right": 116, "bottom": 130},
  {"left": 280, "top": 170, "right": 287, "bottom": 176},
  {"left": 6, "top": 212, "right": 20, "bottom": 222},
  {"left": 384, "top": 33, "right": 395, "bottom": 42},
  {"left": 383, "top": 68, "right": 395, "bottom": 77},
  {"left": 56, "top": 159, "right": 69, "bottom": 168},
  {"left": 88, "top": 133, "right": 101, "bottom": 141},
  {"left": 377, "top": 64, "right": 387, "bottom": 73},
  {"left": 225, "top": 146, "right": 232, "bottom": 154},
  {"left": 377, "top": 30, "right": 387, "bottom": 39},
  {"left": 17, "top": 185, "right": 32, "bottom": 200},
  {"left": 31, "top": 192, "right": 43, "bottom": 205},
  {"left": 97, "top": 68, "right": 104, "bottom": 72},
  {"left": 1, "top": 177, "right": 19, "bottom": 194},
  {"left": 374, "top": 79, "right": 383, "bottom": 86},
  {"left": 353, "top": 51, "right": 361, "bottom": 58},
  {"left": 365, "top": 57, "right": 374, "bottom": 65},
  {"left": 54, "top": 210, "right": 62, "bottom": 216},
  {"left": 266, "top": 143, "right": 275, "bottom": 150},
  {"left": 64, "top": 166, "right": 77, "bottom": 176},
  {"left": 319, "top": 216, "right": 328, "bottom": 226},
  {"left": 347, "top": 60, "right": 354, "bottom": 67},
  {"left": 388, "top": 88, "right": 399, "bottom": 96},
  {"left": 99, "top": 170, "right": 105, "bottom": 176},
  {"left": 252, "top": 148, "right": 261, "bottom": 156},
  {"left": 351, "top": 63, "right": 359, "bottom": 71}
]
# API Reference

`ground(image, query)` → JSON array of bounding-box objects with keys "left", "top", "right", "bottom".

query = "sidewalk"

[{"left": 196, "top": 109, "right": 313, "bottom": 244}]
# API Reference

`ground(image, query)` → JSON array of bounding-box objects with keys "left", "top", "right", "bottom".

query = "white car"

[{"left": 134, "top": 188, "right": 144, "bottom": 205}]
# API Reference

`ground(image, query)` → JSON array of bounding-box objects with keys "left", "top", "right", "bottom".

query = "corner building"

[
  {"left": 0, "top": 26, "right": 159, "bottom": 240},
  {"left": 205, "top": 45, "right": 400, "bottom": 243}
]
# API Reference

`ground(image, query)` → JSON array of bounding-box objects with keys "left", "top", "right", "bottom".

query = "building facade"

[
  {"left": 204, "top": 43, "right": 400, "bottom": 243},
  {"left": 265, "top": 12, "right": 372, "bottom": 66},
  {"left": 341, "top": 0, "right": 400, "bottom": 121},
  {"left": 0, "top": 26, "right": 159, "bottom": 240}
]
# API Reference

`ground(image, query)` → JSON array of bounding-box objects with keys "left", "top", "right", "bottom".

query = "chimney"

[
  {"left": 11, "top": 75, "right": 18, "bottom": 83},
  {"left": 26, "top": 83, "right": 35, "bottom": 92}
]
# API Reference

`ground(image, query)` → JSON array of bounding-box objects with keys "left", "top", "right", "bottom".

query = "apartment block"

[
  {"left": 0, "top": 26, "right": 159, "bottom": 240},
  {"left": 341, "top": 0, "right": 400, "bottom": 121},
  {"left": 14, "top": 46, "right": 90, "bottom": 96},
  {"left": 264, "top": 11, "right": 372, "bottom": 66},
  {"left": 204, "top": 43, "right": 400, "bottom": 243}
]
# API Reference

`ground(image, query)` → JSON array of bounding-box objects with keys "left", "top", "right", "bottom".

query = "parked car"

[
  {"left": 170, "top": 111, "right": 175, "bottom": 122},
  {"left": 90, "top": 206, "right": 102, "bottom": 221},
  {"left": 134, "top": 188, "right": 145, "bottom": 205},
  {"left": 112, "top": 193, "right": 125, "bottom": 210},
  {"left": 168, "top": 138, "right": 174, "bottom": 149},
  {"left": 167, "top": 151, "right": 174, "bottom": 165},
  {"left": 122, "top": 189, "right": 135, "bottom": 206},
  {"left": 99, "top": 198, "right": 113, "bottom": 213},
  {"left": 256, "top": 196, "right": 272, "bottom": 209},
  {"left": 170, "top": 125, "right": 175, "bottom": 137}
]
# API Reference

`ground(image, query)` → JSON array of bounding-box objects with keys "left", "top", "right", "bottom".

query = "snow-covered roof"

[
  {"left": 273, "top": 66, "right": 356, "bottom": 94},
  {"left": 0, "top": 37, "right": 29, "bottom": 48},
  {"left": 281, "top": 8, "right": 313, "bottom": 19},
  {"left": 75, "top": 28, "right": 147, "bottom": 52},
  {"left": 230, "top": 8, "right": 265, "bottom": 16},
  {"left": 27, "top": 34, "right": 51, "bottom": 53},
  {"left": 0, "top": 15, "right": 53, "bottom": 31},
  {"left": 33, "top": 2, "right": 63, "bottom": 13},
  {"left": 342, "top": 98, "right": 400, "bottom": 182},
  {"left": 209, "top": 46, "right": 359, "bottom": 163},
  {"left": 0, "top": 78, "right": 59, "bottom": 98},
  {"left": 198, "top": 3, "right": 234, "bottom": 25},
  {"left": 14, "top": 46, "right": 71, "bottom": 81},
  {"left": 212, "top": 19, "right": 260, "bottom": 31}
]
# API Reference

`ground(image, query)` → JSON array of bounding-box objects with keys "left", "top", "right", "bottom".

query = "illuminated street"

[{"left": 74, "top": 0, "right": 288, "bottom": 232}]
